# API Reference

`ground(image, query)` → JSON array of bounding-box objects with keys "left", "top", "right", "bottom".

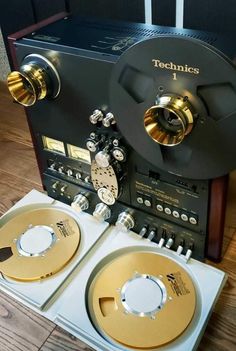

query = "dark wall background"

[{"left": 1, "top": 0, "right": 236, "bottom": 68}]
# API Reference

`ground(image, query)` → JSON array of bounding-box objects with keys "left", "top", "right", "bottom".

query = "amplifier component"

[{"left": 7, "top": 54, "right": 60, "bottom": 106}]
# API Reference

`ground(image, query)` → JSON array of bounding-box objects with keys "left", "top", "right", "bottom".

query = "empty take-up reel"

[
  {"left": 56, "top": 228, "right": 226, "bottom": 351},
  {"left": 0, "top": 190, "right": 108, "bottom": 310}
]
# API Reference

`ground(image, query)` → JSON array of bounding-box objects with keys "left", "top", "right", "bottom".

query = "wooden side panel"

[
  {"left": 207, "top": 175, "right": 229, "bottom": 261},
  {"left": 152, "top": 0, "right": 176, "bottom": 26},
  {"left": 67, "top": 0, "right": 145, "bottom": 22}
]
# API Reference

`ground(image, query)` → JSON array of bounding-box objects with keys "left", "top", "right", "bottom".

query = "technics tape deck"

[{"left": 7, "top": 15, "right": 236, "bottom": 261}]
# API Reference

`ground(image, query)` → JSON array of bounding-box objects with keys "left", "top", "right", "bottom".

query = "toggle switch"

[
  {"left": 185, "top": 243, "right": 194, "bottom": 262},
  {"left": 158, "top": 228, "right": 166, "bottom": 248},
  {"left": 176, "top": 239, "right": 185, "bottom": 255},
  {"left": 139, "top": 225, "right": 148, "bottom": 238},
  {"left": 166, "top": 234, "right": 175, "bottom": 249},
  {"left": 147, "top": 228, "right": 156, "bottom": 241}
]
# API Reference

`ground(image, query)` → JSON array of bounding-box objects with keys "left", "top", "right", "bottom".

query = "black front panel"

[{"left": 13, "top": 17, "right": 224, "bottom": 261}]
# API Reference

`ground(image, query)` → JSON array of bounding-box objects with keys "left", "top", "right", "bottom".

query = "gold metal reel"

[
  {"left": 0, "top": 207, "right": 80, "bottom": 281},
  {"left": 7, "top": 54, "right": 60, "bottom": 106},
  {"left": 88, "top": 251, "right": 196, "bottom": 349},
  {"left": 144, "top": 94, "right": 195, "bottom": 146}
]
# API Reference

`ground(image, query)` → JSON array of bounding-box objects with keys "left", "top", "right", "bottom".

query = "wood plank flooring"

[{"left": 0, "top": 81, "right": 235, "bottom": 350}]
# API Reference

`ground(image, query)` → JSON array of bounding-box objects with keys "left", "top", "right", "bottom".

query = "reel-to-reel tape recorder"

[
  {"left": 3, "top": 13, "right": 236, "bottom": 350},
  {"left": 7, "top": 15, "right": 236, "bottom": 262}
]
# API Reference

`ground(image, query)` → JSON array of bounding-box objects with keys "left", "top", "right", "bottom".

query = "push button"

[
  {"left": 164, "top": 206, "right": 171, "bottom": 215},
  {"left": 156, "top": 203, "right": 164, "bottom": 212},
  {"left": 144, "top": 199, "right": 152, "bottom": 207},
  {"left": 189, "top": 216, "right": 198, "bottom": 225},
  {"left": 181, "top": 213, "right": 188, "bottom": 222},
  {"left": 136, "top": 193, "right": 144, "bottom": 204},
  {"left": 172, "top": 209, "right": 180, "bottom": 218}
]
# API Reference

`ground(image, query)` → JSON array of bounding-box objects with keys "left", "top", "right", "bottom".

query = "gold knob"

[
  {"left": 7, "top": 54, "right": 60, "bottom": 107},
  {"left": 144, "top": 95, "right": 195, "bottom": 146}
]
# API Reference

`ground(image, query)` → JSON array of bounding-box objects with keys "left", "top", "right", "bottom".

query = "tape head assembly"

[{"left": 110, "top": 35, "right": 236, "bottom": 179}]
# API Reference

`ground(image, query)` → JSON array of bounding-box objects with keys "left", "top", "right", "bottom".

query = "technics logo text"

[{"left": 152, "top": 59, "right": 200, "bottom": 75}]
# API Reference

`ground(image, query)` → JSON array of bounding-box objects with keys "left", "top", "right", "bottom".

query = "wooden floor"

[{"left": 0, "top": 81, "right": 235, "bottom": 351}]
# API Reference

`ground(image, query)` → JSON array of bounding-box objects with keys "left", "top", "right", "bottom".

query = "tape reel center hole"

[
  {"left": 121, "top": 274, "right": 167, "bottom": 316},
  {"left": 17, "top": 225, "right": 55, "bottom": 256}
]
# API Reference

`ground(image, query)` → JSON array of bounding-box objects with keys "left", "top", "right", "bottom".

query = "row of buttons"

[
  {"left": 48, "top": 161, "right": 91, "bottom": 184},
  {"left": 136, "top": 196, "right": 152, "bottom": 207},
  {"left": 156, "top": 203, "right": 198, "bottom": 225},
  {"left": 136, "top": 193, "right": 198, "bottom": 225}
]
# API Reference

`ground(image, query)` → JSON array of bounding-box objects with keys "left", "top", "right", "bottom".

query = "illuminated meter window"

[
  {"left": 42, "top": 136, "right": 65, "bottom": 155},
  {"left": 67, "top": 144, "right": 91, "bottom": 164}
]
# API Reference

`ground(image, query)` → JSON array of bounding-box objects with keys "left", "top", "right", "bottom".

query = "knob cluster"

[
  {"left": 89, "top": 109, "right": 116, "bottom": 127},
  {"left": 86, "top": 132, "right": 127, "bottom": 169},
  {"left": 70, "top": 194, "right": 136, "bottom": 230}
]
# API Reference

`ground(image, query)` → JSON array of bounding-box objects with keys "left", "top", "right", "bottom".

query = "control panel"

[{"left": 44, "top": 173, "right": 206, "bottom": 261}]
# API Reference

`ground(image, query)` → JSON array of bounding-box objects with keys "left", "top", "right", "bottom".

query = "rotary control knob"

[
  {"left": 102, "top": 112, "right": 116, "bottom": 127},
  {"left": 115, "top": 212, "right": 135, "bottom": 232},
  {"left": 71, "top": 194, "right": 89, "bottom": 212},
  {"left": 86, "top": 139, "right": 100, "bottom": 152},
  {"left": 112, "top": 146, "right": 126, "bottom": 162},
  {"left": 95, "top": 150, "right": 111, "bottom": 168},
  {"left": 89, "top": 109, "right": 103, "bottom": 124},
  {"left": 93, "top": 203, "right": 111, "bottom": 222}
]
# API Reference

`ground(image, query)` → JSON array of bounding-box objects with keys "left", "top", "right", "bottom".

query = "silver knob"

[
  {"left": 84, "top": 175, "right": 90, "bottom": 183},
  {"left": 86, "top": 139, "right": 99, "bottom": 152},
  {"left": 95, "top": 150, "right": 111, "bottom": 168},
  {"left": 71, "top": 194, "right": 89, "bottom": 213},
  {"left": 67, "top": 169, "right": 73, "bottom": 176},
  {"left": 49, "top": 163, "right": 56, "bottom": 170},
  {"left": 112, "top": 146, "right": 126, "bottom": 162},
  {"left": 76, "top": 172, "right": 82, "bottom": 179},
  {"left": 58, "top": 166, "right": 64, "bottom": 174},
  {"left": 115, "top": 212, "right": 135, "bottom": 232},
  {"left": 89, "top": 109, "right": 103, "bottom": 124},
  {"left": 102, "top": 112, "right": 116, "bottom": 127},
  {"left": 93, "top": 203, "right": 111, "bottom": 222}
]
